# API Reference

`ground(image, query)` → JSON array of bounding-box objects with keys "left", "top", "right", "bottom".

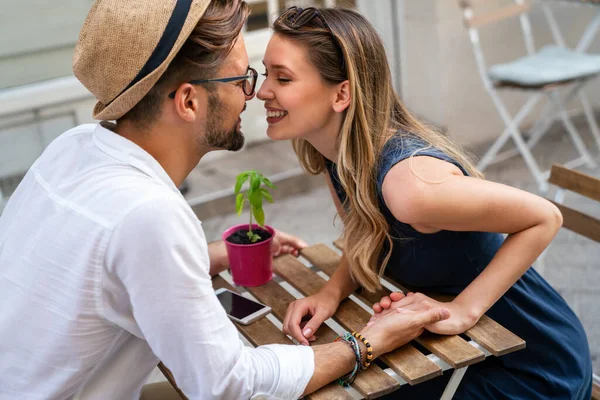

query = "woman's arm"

[{"left": 381, "top": 155, "right": 562, "bottom": 334}]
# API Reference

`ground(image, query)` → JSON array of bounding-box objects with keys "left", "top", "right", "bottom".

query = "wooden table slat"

[
  {"left": 464, "top": 315, "right": 526, "bottom": 357},
  {"left": 306, "top": 386, "right": 355, "bottom": 400},
  {"left": 212, "top": 276, "right": 351, "bottom": 399},
  {"left": 274, "top": 255, "right": 442, "bottom": 386},
  {"left": 301, "top": 245, "right": 486, "bottom": 368},
  {"left": 302, "top": 244, "right": 404, "bottom": 307},
  {"left": 310, "top": 243, "right": 526, "bottom": 359},
  {"left": 245, "top": 279, "right": 400, "bottom": 399}
]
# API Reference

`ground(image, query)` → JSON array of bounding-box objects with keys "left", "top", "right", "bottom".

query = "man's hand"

[
  {"left": 271, "top": 229, "right": 308, "bottom": 257},
  {"left": 359, "top": 301, "right": 450, "bottom": 358},
  {"left": 371, "top": 292, "right": 478, "bottom": 335}
]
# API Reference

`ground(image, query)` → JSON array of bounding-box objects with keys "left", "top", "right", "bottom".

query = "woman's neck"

[{"left": 305, "top": 114, "right": 342, "bottom": 163}]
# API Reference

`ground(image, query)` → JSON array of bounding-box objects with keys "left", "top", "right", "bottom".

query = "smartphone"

[{"left": 215, "top": 288, "right": 272, "bottom": 325}]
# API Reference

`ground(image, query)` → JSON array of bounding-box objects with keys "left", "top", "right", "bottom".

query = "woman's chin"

[{"left": 266, "top": 127, "right": 286, "bottom": 141}]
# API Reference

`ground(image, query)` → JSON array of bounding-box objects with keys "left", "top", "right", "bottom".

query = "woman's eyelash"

[{"left": 262, "top": 72, "right": 291, "bottom": 83}]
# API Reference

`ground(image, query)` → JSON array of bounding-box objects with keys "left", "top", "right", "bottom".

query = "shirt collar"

[{"left": 92, "top": 122, "right": 180, "bottom": 194}]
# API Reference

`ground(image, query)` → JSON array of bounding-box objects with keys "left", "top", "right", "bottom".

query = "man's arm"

[
  {"left": 208, "top": 240, "right": 228, "bottom": 276},
  {"left": 303, "top": 303, "right": 449, "bottom": 396},
  {"left": 104, "top": 197, "right": 314, "bottom": 399}
]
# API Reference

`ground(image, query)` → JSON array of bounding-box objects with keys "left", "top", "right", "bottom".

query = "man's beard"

[{"left": 202, "top": 91, "right": 245, "bottom": 152}]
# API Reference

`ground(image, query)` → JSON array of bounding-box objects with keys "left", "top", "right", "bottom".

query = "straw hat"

[{"left": 73, "top": 0, "right": 211, "bottom": 120}]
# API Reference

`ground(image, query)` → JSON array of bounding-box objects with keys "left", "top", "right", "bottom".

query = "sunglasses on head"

[{"left": 276, "top": 6, "right": 344, "bottom": 64}]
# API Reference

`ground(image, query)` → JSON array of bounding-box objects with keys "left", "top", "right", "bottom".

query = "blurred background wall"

[{"left": 1, "top": 0, "right": 599, "bottom": 203}]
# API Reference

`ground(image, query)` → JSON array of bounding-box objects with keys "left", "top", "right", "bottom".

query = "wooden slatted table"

[{"left": 160, "top": 241, "right": 526, "bottom": 399}]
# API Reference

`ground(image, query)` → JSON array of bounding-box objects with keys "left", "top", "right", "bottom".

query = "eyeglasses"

[
  {"left": 168, "top": 67, "right": 258, "bottom": 98},
  {"left": 276, "top": 6, "right": 344, "bottom": 62}
]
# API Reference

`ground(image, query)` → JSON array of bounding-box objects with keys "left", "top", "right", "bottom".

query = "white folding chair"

[{"left": 458, "top": 0, "right": 600, "bottom": 192}]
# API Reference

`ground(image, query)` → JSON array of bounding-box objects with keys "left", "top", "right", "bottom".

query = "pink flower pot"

[{"left": 222, "top": 224, "right": 274, "bottom": 287}]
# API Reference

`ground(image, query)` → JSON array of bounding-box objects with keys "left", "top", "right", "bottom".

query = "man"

[{"left": 0, "top": 1, "right": 449, "bottom": 399}]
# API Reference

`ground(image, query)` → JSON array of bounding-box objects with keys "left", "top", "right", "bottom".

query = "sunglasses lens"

[{"left": 294, "top": 10, "right": 317, "bottom": 26}]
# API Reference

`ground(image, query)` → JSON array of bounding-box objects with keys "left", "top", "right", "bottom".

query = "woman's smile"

[{"left": 265, "top": 107, "right": 288, "bottom": 124}]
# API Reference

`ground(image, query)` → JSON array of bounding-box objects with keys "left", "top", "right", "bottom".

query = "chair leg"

[
  {"left": 577, "top": 89, "right": 600, "bottom": 156},
  {"left": 548, "top": 92, "right": 596, "bottom": 169},
  {"left": 477, "top": 93, "right": 543, "bottom": 171},
  {"left": 488, "top": 91, "right": 549, "bottom": 192}
]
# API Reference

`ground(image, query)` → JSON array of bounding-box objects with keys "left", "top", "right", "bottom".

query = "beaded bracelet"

[
  {"left": 352, "top": 331, "right": 374, "bottom": 370},
  {"left": 333, "top": 333, "right": 362, "bottom": 386}
]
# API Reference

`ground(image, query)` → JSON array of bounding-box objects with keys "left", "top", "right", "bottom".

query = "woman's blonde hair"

[{"left": 274, "top": 8, "right": 483, "bottom": 292}]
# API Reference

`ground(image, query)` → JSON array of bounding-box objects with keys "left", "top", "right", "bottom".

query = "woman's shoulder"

[{"left": 377, "top": 131, "right": 468, "bottom": 187}]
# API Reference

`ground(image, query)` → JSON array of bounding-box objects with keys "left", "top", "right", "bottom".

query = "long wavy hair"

[{"left": 274, "top": 8, "right": 483, "bottom": 292}]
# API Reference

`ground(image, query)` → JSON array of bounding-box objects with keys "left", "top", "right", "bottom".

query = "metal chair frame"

[{"left": 459, "top": 0, "right": 598, "bottom": 193}]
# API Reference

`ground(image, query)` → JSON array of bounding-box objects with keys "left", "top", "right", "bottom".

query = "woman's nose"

[{"left": 257, "top": 80, "right": 272, "bottom": 101}]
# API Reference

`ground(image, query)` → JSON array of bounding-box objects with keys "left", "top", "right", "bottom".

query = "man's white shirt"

[{"left": 0, "top": 123, "right": 314, "bottom": 399}]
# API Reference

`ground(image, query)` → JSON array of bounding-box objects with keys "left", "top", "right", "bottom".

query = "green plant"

[{"left": 234, "top": 170, "right": 276, "bottom": 243}]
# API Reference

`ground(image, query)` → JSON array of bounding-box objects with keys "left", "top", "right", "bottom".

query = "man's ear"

[
  {"left": 173, "top": 83, "right": 205, "bottom": 122},
  {"left": 332, "top": 80, "right": 351, "bottom": 113}
]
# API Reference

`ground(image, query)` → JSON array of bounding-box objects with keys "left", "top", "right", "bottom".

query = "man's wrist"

[{"left": 333, "top": 340, "right": 356, "bottom": 373}]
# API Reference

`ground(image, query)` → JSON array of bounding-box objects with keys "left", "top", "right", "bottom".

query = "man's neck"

[{"left": 112, "top": 120, "right": 200, "bottom": 187}]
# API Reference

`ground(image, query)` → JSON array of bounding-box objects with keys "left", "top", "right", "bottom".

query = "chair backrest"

[
  {"left": 458, "top": 0, "right": 531, "bottom": 30},
  {"left": 549, "top": 164, "right": 600, "bottom": 243},
  {"left": 457, "top": 0, "right": 535, "bottom": 88}
]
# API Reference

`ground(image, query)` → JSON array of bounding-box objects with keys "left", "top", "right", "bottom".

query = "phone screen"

[{"left": 217, "top": 290, "right": 266, "bottom": 320}]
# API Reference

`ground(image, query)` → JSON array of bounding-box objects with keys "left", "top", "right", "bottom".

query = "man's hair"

[{"left": 119, "top": 0, "right": 250, "bottom": 127}]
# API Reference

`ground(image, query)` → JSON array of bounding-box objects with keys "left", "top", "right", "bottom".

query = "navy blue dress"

[{"left": 326, "top": 133, "right": 592, "bottom": 399}]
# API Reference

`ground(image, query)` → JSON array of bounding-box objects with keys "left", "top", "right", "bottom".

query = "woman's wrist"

[
  {"left": 319, "top": 282, "right": 346, "bottom": 304},
  {"left": 452, "top": 298, "right": 484, "bottom": 327}
]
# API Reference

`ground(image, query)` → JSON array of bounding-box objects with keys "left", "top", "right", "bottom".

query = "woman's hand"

[
  {"left": 283, "top": 290, "right": 341, "bottom": 345},
  {"left": 360, "top": 302, "right": 450, "bottom": 358},
  {"left": 271, "top": 229, "right": 308, "bottom": 257},
  {"left": 371, "top": 292, "right": 479, "bottom": 335}
]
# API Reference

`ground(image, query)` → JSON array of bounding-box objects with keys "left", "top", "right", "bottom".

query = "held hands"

[
  {"left": 360, "top": 295, "right": 450, "bottom": 358},
  {"left": 270, "top": 230, "right": 308, "bottom": 258},
  {"left": 371, "top": 292, "right": 480, "bottom": 335},
  {"left": 283, "top": 290, "right": 340, "bottom": 345}
]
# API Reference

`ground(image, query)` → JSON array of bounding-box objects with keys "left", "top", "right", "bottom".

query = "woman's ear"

[{"left": 332, "top": 80, "right": 351, "bottom": 113}]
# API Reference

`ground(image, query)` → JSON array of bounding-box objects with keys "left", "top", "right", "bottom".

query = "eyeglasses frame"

[{"left": 168, "top": 66, "right": 258, "bottom": 99}]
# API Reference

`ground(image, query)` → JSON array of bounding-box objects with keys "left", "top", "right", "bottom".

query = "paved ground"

[{"left": 195, "top": 122, "right": 600, "bottom": 376}]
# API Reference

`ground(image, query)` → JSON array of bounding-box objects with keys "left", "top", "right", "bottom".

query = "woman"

[{"left": 256, "top": 6, "right": 593, "bottom": 399}]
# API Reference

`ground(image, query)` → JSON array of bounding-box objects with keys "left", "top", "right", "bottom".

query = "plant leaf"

[
  {"left": 252, "top": 205, "right": 265, "bottom": 226},
  {"left": 234, "top": 172, "right": 250, "bottom": 195},
  {"left": 262, "top": 177, "right": 276, "bottom": 189},
  {"left": 260, "top": 188, "right": 273, "bottom": 203},
  {"left": 250, "top": 173, "right": 261, "bottom": 191},
  {"left": 248, "top": 190, "right": 263, "bottom": 209},
  {"left": 235, "top": 193, "right": 245, "bottom": 215}
]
